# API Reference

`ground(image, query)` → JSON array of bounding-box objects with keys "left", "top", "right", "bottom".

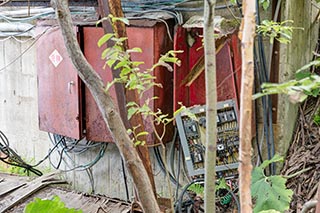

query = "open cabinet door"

[{"left": 37, "top": 26, "right": 82, "bottom": 139}]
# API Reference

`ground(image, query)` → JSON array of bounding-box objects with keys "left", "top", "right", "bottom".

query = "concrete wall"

[
  {"left": 0, "top": 37, "right": 51, "bottom": 167},
  {"left": 0, "top": 36, "right": 178, "bottom": 200},
  {"left": 276, "top": 0, "right": 319, "bottom": 158}
]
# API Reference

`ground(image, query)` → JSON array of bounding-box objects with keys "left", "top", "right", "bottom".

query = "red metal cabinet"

[
  {"left": 37, "top": 27, "right": 82, "bottom": 139},
  {"left": 37, "top": 23, "right": 173, "bottom": 143},
  {"left": 82, "top": 27, "right": 118, "bottom": 142},
  {"left": 83, "top": 23, "right": 173, "bottom": 143},
  {"left": 173, "top": 27, "right": 241, "bottom": 110}
]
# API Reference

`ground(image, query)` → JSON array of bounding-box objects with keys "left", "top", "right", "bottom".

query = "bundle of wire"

[
  {"left": 48, "top": 133, "right": 107, "bottom": 172},
  {"left": 0, "top": 130, "right": 42, "bottom": 176},
  {"left": 0, "top": 130, "right": 107, "bottom": 180}
]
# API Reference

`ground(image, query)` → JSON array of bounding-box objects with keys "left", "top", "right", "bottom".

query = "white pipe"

[
  {"left": 0, "top": 22, "right": 33, "bottom": 32},
  {"left": 0, "top": 8, "right": 53, "bottom": 17}
]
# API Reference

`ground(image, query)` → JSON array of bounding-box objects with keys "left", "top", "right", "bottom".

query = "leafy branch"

[
  {"left": 253, "top": 59, "right": 320, "bottom": 103},
  {"left": 257, "top": 20, "right": 303, "bottom": 44}
]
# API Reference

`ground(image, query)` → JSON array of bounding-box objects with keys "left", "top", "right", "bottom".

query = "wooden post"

[{"left": 97, "top": 0, "right": 157, "bottom": 195}]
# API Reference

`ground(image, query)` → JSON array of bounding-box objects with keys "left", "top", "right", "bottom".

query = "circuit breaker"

[{"left": 176, "top": 99, "right": 239, "bottom": 178}]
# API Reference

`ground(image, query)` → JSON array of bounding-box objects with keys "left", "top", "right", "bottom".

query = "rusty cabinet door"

[
  {"left": 82, "top": 27, "right": 117, "bottom": 142},
  {"left": 83, "top": 23, "right": 173, "bottom": 143},
  {"left": 37, "top": 27, "right": 82, "bottom": 139}
]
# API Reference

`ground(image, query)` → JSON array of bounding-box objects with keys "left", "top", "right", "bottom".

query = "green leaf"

[
  {"left": 295, "top": 71, "right": 311, "bottom": 80},
  {"left": 127, "top": 107, "right": 138, "bottom": 120},
  {"left": 312, "top": 88, "right": 320, "bottom": 97},
  {"left": 251, "top": 155, "right": 292, "bottom": 213},
  {"left": 24, "top": 196, "right": 82, "bottom": 213},
  {"left": 114, "top": 60, "right": 128, "bottom": 69},
  {"left": 132, "top": 61, "right": 145, "bottom": 67},
  {"left": 188, "top": 183, "right": 204, "bottom": 197},
  {"left": 105, "top": 81, "right": 115, "bottom": 92},
  {"left": 230, "top": 0, "right": 237, "bottom": 4},
  {"left": 174, "top": 104, "right": 187, "bottom": 117},
  {"left": 251, "top": 175, "right": 293, "bottom": 213},
  {"left": 296, "top": 60, "right": 320, "bottom": 73},
  {"left": 127, "top": 47, "right": 142, "bottom": 53},
  {"left": 126, "top": 101, "right": 138, "bottom": 107},
  {"left": 259, "top": 210, "right": 281, "bottom": 213},
  {"left": 106, "top": 59, "right": 116, "bottom": 68},
  {"left": 261, "top": 0, "right": 270, "bottom": 10},
  {"left": 216, "top": 178, "right": 228, "bottom": 191},
  {"left": 134, "top": 140, "right": 145, "bottom": 146},
  {"left": 97, "top": 33, "right": 113, "bottom": 47},
  {"left": 260, "top": 154, "right": 283, "bottom": 170},
  {"left": 110, "top": 16, "right": 129, "bottom": 25},
  {"left": 136, "top": 131, "right": 149, "bottom": 138}
]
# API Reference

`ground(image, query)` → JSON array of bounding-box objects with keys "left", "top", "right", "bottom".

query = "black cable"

[
  {"left": 255, "top": 0, "right": 276, "bottom": 174},
  {"left": 154, "top": 146, "right": 179, "bottom": 185},
  {"left": 253, "top": 50, "right": 265, "bottom": 164},
  {"left": 49, "top": 134, "right": 107, "bottom": 172},
  {"left": 121, "top": 158, "right": 130, "bottom": 202},
  {"left": 0, "top": 130, "right": 46, "bottom": 176},
  {"left": 175, "top": 138, "right": 182, "bottom": 200}
]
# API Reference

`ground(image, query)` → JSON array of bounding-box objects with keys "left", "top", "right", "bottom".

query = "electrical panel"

[{"left": 176, "top": 99, "right": 239, "bottom": 178}]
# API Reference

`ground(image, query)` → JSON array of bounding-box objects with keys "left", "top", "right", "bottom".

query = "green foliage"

[
  {"left": 24, "top": 196, "right": 82, "bottom": 213},
  {"left": 260, "top": 0, "right": 270, "bottom": 10},
  {"left": 313, "top": 110, "right": 320, "bottom": 125},
  {"left": 96, "top": 15, "right": 129, "bottom": 29},
  {"left": 253, "top": 59, "right": 320, "bottom": 103},
  {"left": 174, "top": 103, "right": 197, "bottom": 121},
  {"left": 230, "top": 0, "right": 236, "bottom": 5},
  {"left": 187, "top": 178, "right": 228, "bottom": 198},
  {"left": 188, "top": 183, "right": 204, "bottom": 197},
  {"left": 251, "top": 155, "right": 293, "bottom": 213},
  {"left": 257, "top": 20, "right": 303, "bottom": 44},
  {"left": 259, "top": 210, "right": 281, "bottom": 213}
]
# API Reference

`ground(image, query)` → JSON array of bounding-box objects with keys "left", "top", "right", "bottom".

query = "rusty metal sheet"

[
  {"left": 84, "top": 23, "right": 173, "bottom": 143},
  {"left": 83, "top": 27, "right": 118, "bottom": 142},
  {"left": 173, "top": 27, "right": 240, "bottom": 108},
  {"left": 37, "top": 27, "right": 82, "bottom": 139},
  {"left": 127, "top": 23, "right": 174, "bottom": 144}
]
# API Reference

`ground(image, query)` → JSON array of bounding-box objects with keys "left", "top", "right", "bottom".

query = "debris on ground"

[
  {"left": 0, "top": 172, "right": 131, "bottom": 213},
  {"left": 281, "top": 97, "right": 320, "bottom": 212}
]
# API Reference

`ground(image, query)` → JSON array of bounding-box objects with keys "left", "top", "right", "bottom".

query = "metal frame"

[{"left": 176, "top": 99, "right": 239, "bottom": 177}]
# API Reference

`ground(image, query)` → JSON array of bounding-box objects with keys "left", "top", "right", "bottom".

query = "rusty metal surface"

[
  {"left": 37, "top": 27, "right": 82, "bottom": 139},
  {"left": 173, "top": 27, "right": 240, "bottom": 109},
  {"left": 83, "top": 27, "right": 118, "bottom": 142},
  {"left": 127, "top": 23, "right": 174, "bottom": 144},
  {"left": 84, "top": 23, "right": 173, "bottom": 144}
]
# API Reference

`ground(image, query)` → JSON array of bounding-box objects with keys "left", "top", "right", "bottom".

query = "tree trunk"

[
  {"left": 51, "top": 0, "right": 161, "bottom": 212},
  {"left": 203, "top": 0, "right": 217, "bottom": 211},
  {"left": 97, "top": 0, "right": 157, "bottom": 195},
  {"left": 238, "top": 0, "right": 255, "bottom": 212}
]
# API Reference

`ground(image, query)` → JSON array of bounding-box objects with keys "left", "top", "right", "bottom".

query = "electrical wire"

[
  {"left": 154, "top": 146, "right": 180, "bottom": 186},
  {"left": 0, "top": 130, "right": 61, "bottom": 176},
  {"left": 254, "top": 0, "right": 276, "bottom": 174},
  {"left": 121, "top": 158, "right": 130, "bottom": 202},
  {"left": 175, "top": 137, "right": 182, "bottom": 200},
  {"left": 48, "top": 134, "right": 107, "bottom": 172}
]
